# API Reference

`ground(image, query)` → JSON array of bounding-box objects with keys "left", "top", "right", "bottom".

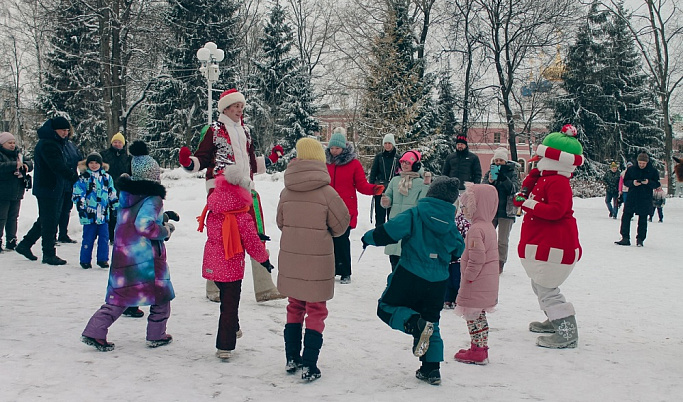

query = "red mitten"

[
  {"left": 179, "top": 146, "right": 192, "bottom": 167},
  {"left": 512, "top": 192, "right": 527, "bottom": 207},
  {"left": 268, "top": 145, "right": 284, "bottom": 163},
  {"left": 373, "top": 185, "right": 385, "bottom": 195}
]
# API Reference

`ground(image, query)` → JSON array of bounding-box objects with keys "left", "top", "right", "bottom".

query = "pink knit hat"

[{"left": 0, "top": 131, "right": 15, "bottom": 145}]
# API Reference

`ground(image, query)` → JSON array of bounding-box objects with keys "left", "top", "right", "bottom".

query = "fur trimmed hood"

[
  {"left": 77, "top": 159, "right": 110, "bottom": 174},
  {"left": 116, "top": 173, "right": 166, "bottom": 202},
  {"left": 325, "top": 143, "right": 357, "bottom": 166}
]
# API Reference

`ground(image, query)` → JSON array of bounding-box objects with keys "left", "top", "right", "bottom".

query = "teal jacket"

[{"left": 363, "top": 197, "right": 465, "bottom": 282}]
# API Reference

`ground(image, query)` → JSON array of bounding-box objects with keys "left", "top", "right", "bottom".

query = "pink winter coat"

[
  {"left": 201, "top": 175, "right": 269, "bottom": 283},
  {"left": 277, "top": 159, "right": 350, "bottom": 302},
  {"left": 456, "top": 184, "right": 500, "bottom": 309}
]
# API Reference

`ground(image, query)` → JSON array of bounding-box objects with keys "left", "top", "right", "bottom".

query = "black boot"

[
  {"left": 42, "top": 254, "right": 67, "bottom": 265},
  {"left": 415, "top": 361, "right": 441, "bottom": 385},
  {"left": 284, "top": 323, "right": 303, "bottom": 373},
  {"left": 6, "top": 238, "right": 17, "bottom": 250},
  {"left": 301, "top": 329, "right": 323, "bottom": 381},
  {"left": 15, "top": 241, "right": 37, "bottom": 261},
  {"left": 122, "top": 307, "right": 144, "bottom": 318}
]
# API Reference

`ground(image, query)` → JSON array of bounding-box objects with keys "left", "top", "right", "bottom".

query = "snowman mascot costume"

[{"left": 513, "top": 124, "right": 583, "bottom": 348}]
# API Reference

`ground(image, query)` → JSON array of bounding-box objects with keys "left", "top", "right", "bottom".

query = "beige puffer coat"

[{"left": 276, "top": 159, "right": 350, "bottom": 302}]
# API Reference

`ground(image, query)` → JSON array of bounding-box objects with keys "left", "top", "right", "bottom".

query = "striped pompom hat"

[{"left": 534, "top": 124, "right": 584, "bottom": 169}]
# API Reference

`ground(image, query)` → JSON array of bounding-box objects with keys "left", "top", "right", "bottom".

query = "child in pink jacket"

[
  {"left": 198, "top": 173, "right": 273, "bottom": 360},
  {"left": 454, "top": 183, "right": 500, "bottom": 365}
]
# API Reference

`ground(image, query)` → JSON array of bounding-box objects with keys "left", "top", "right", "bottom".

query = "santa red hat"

[{"left": 217, "top": 89, "right": 246, "bottom": 113}]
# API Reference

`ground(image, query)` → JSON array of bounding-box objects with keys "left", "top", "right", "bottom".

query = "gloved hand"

[
  {"left": 268, "top": 145, "right": 284, "bottom": 163},
  {"left": 164, "top": 210, "right": 180, "bottom": 222},
  {"left": 380, "top": 195, "right": 391, "bottom": 208},
  {"left": 179, "top": 146, "right": 193, "bottom": 168},
  {"left": 261, "top": 258, "right": 275, "bottom": 273},
  {"left": 163, "top": 222, "right": 175, "bottom": 241},
  {"left": 512, "top": 192, "right": 527, "bottom": 207},
  {"left": 373, "top": 185, "right": 385, "bottom": 195},
  {"left": 258, "top": 233, "right": 271, "bottom": 242},
  {"left": 86, "top": 206, "right": 97, "bottom": 215}
]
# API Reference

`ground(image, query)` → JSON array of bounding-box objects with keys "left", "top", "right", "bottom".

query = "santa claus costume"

[{"left": 515, "top": 124, "right": 583, "bottom": 348}]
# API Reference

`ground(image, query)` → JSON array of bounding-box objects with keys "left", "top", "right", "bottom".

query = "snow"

[{"left": 2, "top": 170, "right": 682, "bottom": 401}]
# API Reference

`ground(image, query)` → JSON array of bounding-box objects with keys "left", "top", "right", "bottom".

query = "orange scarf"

[{"left": 197, "top": 204, "right": 250, "bottom": 260}]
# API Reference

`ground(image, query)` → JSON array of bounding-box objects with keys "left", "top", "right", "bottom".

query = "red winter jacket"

[{"left": 326, "top": 146, "right": 376, "bottom": 228}]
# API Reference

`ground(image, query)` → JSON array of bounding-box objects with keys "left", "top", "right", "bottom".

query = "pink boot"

[{"left": 454, "top": 343, "right": 489, "bottom": 365}]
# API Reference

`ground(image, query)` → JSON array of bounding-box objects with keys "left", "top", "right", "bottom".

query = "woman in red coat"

[{"left": 326, "top": 128, "right": 383, "bottom": 284}]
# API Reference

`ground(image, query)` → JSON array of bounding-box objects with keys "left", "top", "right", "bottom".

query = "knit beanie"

[
  {"left": 51, "top": 116, "right": 70, "bottom": 130},
  {"left": 86, "top": 152, "right": 103, "bottom": 166},
  {"left": 296, "top": 138, "right": 326, "bottom": 162},
  {"left": 0, "top": 131, "right": 15, "bottom": 145},
  {"left": 400, "top": 150, "right": 421, "bottom": 167},
  {"left": 217, "top": 88, "right": 246, "bottom": 113},
  {"left": 328, "top": 127, "right": 347, "bottom": 148},
  {"left": 610, "top": 162, "right": 618, "bottom": 169},
  {"left": 111, "top": 132, "right": 125, "bottom": 145},
  {"left": 492, "top": 147, "right": 509, "bottom": 162},
  {"left": 455, "top": 135, "right": 468, "bottom": 145},
  {"left": 426, "top": 176, "right": 460, "bottom": 204},
  {"left": 637, "top": 152, "right": 649, "bottom": 162},
  {"left": 534, "top": 124, "right": 584, "bottom": 171},
  {"left": 382, "top": 134, "right": 396, "bottom": 147},
  {"left": 129, "top": 140, "right": 161, "bottom": 183}
]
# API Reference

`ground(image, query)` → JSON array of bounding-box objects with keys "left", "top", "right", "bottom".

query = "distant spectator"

[
  {"left": 441, "top": 135, "right": 481, "bottom": 191},
  {"left": 57, "top": 126, "right": 82, "bottom": 243},
  {"left": 369, "top": 134, "right": 400, "bottom": 226},
  {"left": 0, "top": 132, "right": 33, "bottom": 252},
  {"left": 603, "top": 162, "right": 620, "bottom": 219},
  {"left": 100, "top": 132, "right": 132, "bottom": 243}
]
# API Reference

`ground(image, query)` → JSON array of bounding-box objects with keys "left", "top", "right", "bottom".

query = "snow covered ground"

[{"left": 1, "top": 170, "right": 682, "bottom": 401}]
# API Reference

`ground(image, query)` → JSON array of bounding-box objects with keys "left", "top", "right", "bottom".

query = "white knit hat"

[
  {"left": 217, "top": 89, "right": 246, "bottom": 113},
  {"left": 492, "top": 147, "right": 509, "bottom": 162}
]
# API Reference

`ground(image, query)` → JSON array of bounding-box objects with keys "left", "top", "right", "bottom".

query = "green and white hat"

[{"left": 535, "top": 124, "right": 584, "bottom": 169}]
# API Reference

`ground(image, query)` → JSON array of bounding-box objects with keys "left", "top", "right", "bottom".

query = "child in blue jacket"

[
  {"left": 361, "top": 176, "right": 465, "bottom": 386},
  {"left": 73, "top": 152, "right": 118, "bottom": 269}
]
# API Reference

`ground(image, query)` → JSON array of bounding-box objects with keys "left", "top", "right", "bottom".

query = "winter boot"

[
  {"left": 80, "top": 263, "right": 92, "bottom": 269},
  {"left": 415, "top": 361, "right": 441, "bottom": 385},
  {"left": 97, "top": 261, "right": 109, "bottom": 268},
  {"left": 216, "top": 349, "right": 232, "bottom": 360},
  {"left": 529, "top": 319, "right": 555, "bottom": 333},
  {"left": 147, "top": 334, "right": 173, "bottom": 348},
  {"left": 301, "top": 329, "right": 323, "bottom": 381},
  {"left": 614, "top": 238, "right": 631, "bottom": 246},
  {"left": 122, "top": 307, "right": 144, "bottom": 318},
  {"left": 57, "top": 235, "right": 77, "bottom": 244},
  {"left": 454, "top": 343, "right": 489, "bottom": 365},
  {"left": 536, "top": 315, "right": 578, "bottom": 349},
  {"left": 405, "top": 315, "right": 434, "bottom": 357},
  {"left": 42, "top": 255, "right": 67, "bottom": 265},
  {"left": 81, "top": 335, "right": 115, "bottom": 352},
  {"left": 15, "top": 242, "right": 37, "bottom": 261},
  {"left": 284, "top": 323, "right": 303, "bottom": 373},
  {"left": 6, "top": 237, "right": 17, "bottom": 250}
]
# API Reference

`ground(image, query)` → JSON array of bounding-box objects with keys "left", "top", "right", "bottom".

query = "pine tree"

[
  {"left": 40, "top": 0, "right": 106, "bottom": 152},
  {"left": 280, "top": 65, "right": 320, "bottom": 159},
  {"left": 359, "top": 0, "right": 426, "bottom": 158},
  {"left": 247, "top": 2, "right": 299, "bottom": 156},
  {"left": 143, "top": 0, "right": 241, "bottom": 165},
  {"left": 554, "top": 1, "right": 663, "bottom": 169},
  {"left": 421, "top": 70, "right": 458, "bottom": 174}
]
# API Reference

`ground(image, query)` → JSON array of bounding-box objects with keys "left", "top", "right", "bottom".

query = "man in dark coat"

[
  {"left": 441, "top": 135, "right": 481, "bottom": 190},
  {"left": 369, "top": 134, "right": 399, "bottom": 226},
  {"left": 615, "top": 153, "right": 660, "bottom": 247},
  {"left": 57, "top": 130, "right": 82, "bottom": 243},
  {"left": 602, "top": 162, "right": 621, "bottom": 219},
  {"left": 100, "top": 132, "right": 132, "bottom": 241},
  {"left": 16, "top": 116, "right": 78, "bottom": 264}
]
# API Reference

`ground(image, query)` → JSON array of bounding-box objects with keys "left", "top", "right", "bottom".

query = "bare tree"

[
  {"left": 604, "top": 0, "right": 683, "bottom": 194},
  {"left": 474, "top": 0, "right": 579, "bottom": 161}
]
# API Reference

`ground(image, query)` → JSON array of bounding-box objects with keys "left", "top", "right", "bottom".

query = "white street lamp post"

[{"left": 196, "top": 42, "right": 225, "bottom": 125}]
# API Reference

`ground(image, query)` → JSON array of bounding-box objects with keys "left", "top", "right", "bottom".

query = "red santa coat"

[
  {"left": 188, "top": 114, "right": 266, "bottom": 192},
  {"left": 326, "top": 151, "right": 376, "bottom": 229},
  {"left": 201, "top": 175, "right": 269, "bottom": 283},
  {"left": 517, "top": 172, "right": 582, "bottom": 288}
]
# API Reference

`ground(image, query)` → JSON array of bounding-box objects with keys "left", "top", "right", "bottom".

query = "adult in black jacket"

[
  {"left": 602, "top": 162, "right": 621, "bottom": 219},
  {"left": 100, "top": 132, "right": 132, "bottom": 241},
  {"left": 369, "top": 134, "right": 399, "bottom": 226},
  {"left": 0, "top": 132, "right": 33, "bottom": 251},
  {"left": 441, "top": 135, "right": 481, "bottom": 190},
  {"left": 57, "top": 130, "right": 82, "bottom": 243},
  {"left": 15, "top": 117, "right": 78, "bottom": 265},
  {"left": 615, "top": 153, "right": 660, "bottom": 247}
]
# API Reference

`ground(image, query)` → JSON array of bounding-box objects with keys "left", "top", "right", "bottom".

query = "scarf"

[
  {"left": 398, "top": 171, "right": 420, "bottom": 196},
  {"left": 197, "top": 204, "right": 251, "bottom": 260}
]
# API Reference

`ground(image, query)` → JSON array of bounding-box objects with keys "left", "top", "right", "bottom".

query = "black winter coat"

[
  {"left": 623, "top": 163, "right": 660, "bottom": 216},
  {"left": 483, "top": 162, "right": 520, "bottom": 219},
  {"left": 441, "top": 148, "right": 482, "bottom": 190},
  {"left": 32, "top": 119, "right": 78, "bottom": 198},
  {"left": 62, "top": 139, "right": 82, "bottom": 194},
  {"left": 0, "top": 147, "right": 33, "bottom": 201},
  {"left": 369, "top": 149, "right": 399, "bottom": 187},
  {"left": 602, "top": 169, "right": 620, "bottom": 194},
  {"left": 100, "top": 145, "right": 132, "bottom": 182}
]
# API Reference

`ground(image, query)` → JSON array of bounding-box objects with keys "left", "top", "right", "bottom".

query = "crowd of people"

[{"left": 2, "top": 90, "right": 681, "bottom": 387}]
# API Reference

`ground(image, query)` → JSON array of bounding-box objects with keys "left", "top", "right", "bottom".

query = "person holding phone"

[
  {"left": 484, "top": 147, "right": 520, "bottom": 274},
  {"left": 615, "top": 152, "right": 660, "bottom": 247}
]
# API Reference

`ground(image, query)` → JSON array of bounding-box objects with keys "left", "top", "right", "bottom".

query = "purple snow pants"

[{"left": 82, "top": 302, "right": 171, "bottom": 341}]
